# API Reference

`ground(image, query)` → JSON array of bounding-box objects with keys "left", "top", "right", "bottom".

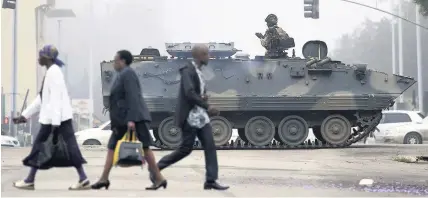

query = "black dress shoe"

[
  {"left": 91, "top": 180, "right": 110, "bottom": 190},
  {"left": 145, "top": 180, "right": 167, "bottom": 190},
  {"left": 204, "top": 181, "right": 229, "bottom": 190}
]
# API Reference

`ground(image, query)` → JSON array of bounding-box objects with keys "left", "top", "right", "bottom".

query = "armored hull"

[{"left": 100, "top": 41, "right": 416, "bottom": 150}]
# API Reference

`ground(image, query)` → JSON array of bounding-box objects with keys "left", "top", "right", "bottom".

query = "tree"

[
  {"left": 414, "top": 0, "right": 428, "bottom": 16},
  {"left": 333, "top": 0, "right": 428, "bottom": 111}
]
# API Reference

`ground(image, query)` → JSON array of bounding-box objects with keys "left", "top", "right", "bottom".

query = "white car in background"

[
  {"left": 376, "top": 110, "right": 425, "bottom": 132},
  {"left": 376, "top": 116, "right": 428, "bottom": 144},
  {"left": 375, "top": 110, "right": 427, "bottom": 144},
  {"left": 75, "top": 121, "right": 157, "bottom": 146},
  {"left": 1, "top": 135, "right": 21, "bottom": 147},
  {"left": 75, "top": 121, "right": 112, "bottom": 146}
]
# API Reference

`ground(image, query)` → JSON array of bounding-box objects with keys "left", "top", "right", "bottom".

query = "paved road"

[{"left": 2, "top": 144, "right": 428, "bottom": 197}]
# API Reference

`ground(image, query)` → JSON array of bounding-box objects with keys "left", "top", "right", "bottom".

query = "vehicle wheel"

[
  {"left": 210, "top": 116, "right": 233, "bottom": 146},
  {"left": 403, "top": 132, "right": 422, "bottom": 144},
  {"left": 277, "top": 115, "right": 309, "bottom": 146},
  {"left": 158, "top": 117, "right": 182, "bottom": 149},
  {"left": 320, "top": 114, "right": 351, "bottom": 145},
  {"left": 245, "top": 116, "right": 275, "bottom": 146},
  {"left": 312, "top": 126, "right": 326, "bottom": 143},
  {"left": 82, "top": 139, "right": 101, "bottom": 146}
]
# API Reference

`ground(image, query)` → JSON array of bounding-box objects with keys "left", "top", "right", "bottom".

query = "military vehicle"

[{"left": 100, "top": 39, "right": 416, "bottom": 150}]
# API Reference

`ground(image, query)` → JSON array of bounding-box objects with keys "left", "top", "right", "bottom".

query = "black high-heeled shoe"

[
  {"left": 91, "top": 180, "right": 110, "bottom": 190},
  {"left": 145, "top": 180, "right": 167, "bottom": 190}
]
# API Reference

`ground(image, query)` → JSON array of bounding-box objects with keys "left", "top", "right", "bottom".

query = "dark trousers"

[{"left": 157, "top": 122, "right": 218, "bottom": 182}]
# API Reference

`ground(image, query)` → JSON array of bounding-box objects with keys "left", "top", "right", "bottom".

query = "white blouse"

[{"left": 22, "top": 64, "right": 73, "bottom": 126}]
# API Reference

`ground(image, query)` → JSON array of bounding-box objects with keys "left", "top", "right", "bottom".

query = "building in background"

[{"left": 1, "top": 1, "right": 43, "bottom": 134}]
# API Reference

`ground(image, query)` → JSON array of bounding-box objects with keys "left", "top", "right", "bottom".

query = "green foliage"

[{"left": 414, "top": 0, "right": 428, "bottom": 16}]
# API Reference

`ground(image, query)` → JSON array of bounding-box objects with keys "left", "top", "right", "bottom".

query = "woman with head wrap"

[{"left": 12, "top": 45, "right": 91, "bottom": 190}]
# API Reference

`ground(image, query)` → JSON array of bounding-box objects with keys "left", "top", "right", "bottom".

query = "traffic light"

[{"left": 304, "top": 0, "right": 319, "bottom": 19}]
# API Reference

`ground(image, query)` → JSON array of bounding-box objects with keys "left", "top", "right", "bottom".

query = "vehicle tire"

[
  {"left": 320, "top": 114, "right": 351, "bottom": 146},
  {"left": 82, "top": 139, "right": 102, "bottom": 146},
  {"left": 245, "top": 116, "right": 275, "bottom": 146},
  {"left": 277, "top": 115, "right": 309, "bottom": 146},
  {"left": 158, "top": 117, "right": 182, "bottom": 149},
  {"left": 210, "top": 116, "right": 233, "bottom": 146},
  {"left": 403, "top": 132, "right": 423, "bottom": 144}
]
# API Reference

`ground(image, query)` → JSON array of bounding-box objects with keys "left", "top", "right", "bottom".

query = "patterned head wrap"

[{"left": 39, "top": 45, "right": 64, "bottom": 66}]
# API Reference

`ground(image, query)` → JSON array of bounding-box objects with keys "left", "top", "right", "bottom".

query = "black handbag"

[
  {"left": 37, "top": 130, "right": 71, "bottom": 169},
  {"left": 113, "top": 130, "right": 145, "bottom": 167}
]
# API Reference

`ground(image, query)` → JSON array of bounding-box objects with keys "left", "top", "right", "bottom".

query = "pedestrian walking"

[
  {"left": 149, "top": 44, "right": 229, "bottom": 190},
  {"left": 91, "top": 50, "right": 166, "bottom": 190},
  {"left": 12, "top": 45, "right": 90, "bottom": 190}
]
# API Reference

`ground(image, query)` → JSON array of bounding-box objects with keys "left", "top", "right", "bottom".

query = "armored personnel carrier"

[{"left": 100, "top": 39, "right": 416, "bottom": 150}]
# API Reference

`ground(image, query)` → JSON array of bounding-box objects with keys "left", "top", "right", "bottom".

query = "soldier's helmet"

[{"left": 265, "top": 14, "right": 278, "bottom": 24}]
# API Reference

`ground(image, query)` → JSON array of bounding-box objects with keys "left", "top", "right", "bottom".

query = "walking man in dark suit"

[
  {"left": 150, "top": 44, "right": 229, "bottom": 190},
  {"left": 91, "top": 50, "right": 167, "bottom": 190}
]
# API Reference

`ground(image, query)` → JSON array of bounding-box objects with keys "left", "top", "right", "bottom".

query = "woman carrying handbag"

[
  {"left": 91, "top": 50, "right": 166, "bottom": 190},
  {"left": 12, "top": 45, "right": 91, "bottom": 190}
]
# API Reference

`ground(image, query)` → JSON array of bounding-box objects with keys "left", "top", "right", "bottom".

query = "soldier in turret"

[{"left": 255, "top": 14, "right": 290, "bottom": 58}]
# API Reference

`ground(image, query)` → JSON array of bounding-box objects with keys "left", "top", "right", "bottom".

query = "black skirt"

[{"left": 23, "top": 119, "right": 87, "bottom": 169}]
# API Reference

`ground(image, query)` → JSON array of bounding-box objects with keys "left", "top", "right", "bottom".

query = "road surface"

[{"left": 2, "top": 144, "right": 428, "bottom": 197}]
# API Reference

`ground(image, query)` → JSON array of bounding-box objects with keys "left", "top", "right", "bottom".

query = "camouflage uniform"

[
  {"left": 256, "top": 14, "right": 290, "bottom": 58},
  {"left": 260, "top": 26, "right": 289, "bottom": 50}
]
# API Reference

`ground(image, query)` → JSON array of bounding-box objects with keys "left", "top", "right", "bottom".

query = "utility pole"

[
  {"left": 35, "top": 5, "right": 47, "bottom": 91},
  {"left": 45, "top": 7, "right": 76, "bottom": 102},
  {"left": 57, "top": 19, "right": 67, "bottom": 84},
  {"left": 391, "top": 0, "right": 397, "bottom": 110},
  {"left": 11, "top": 0, "right": 18, "bottom": 137},
  {"left": 57, "top": 20, "right": 61, "bottom": 53},
  {"left": 88, "top": 0, "right": 94, "bottom": 128},
  {"left": 415, "top": 5, "right": 423, "bottom": 112},
  {"left": 391, "top": 21, "right": 397, "bottom": 110},
  {"left": 397, "top": 0, "right": 404, "bottom": 104},
  {"left": 391, "top": 22, "right": 396, "bottom": 76},
  {"left": 35, "top": 1, "right": 56, "bottom": 91}
]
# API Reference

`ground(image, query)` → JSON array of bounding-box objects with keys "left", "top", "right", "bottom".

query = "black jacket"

[
  {"left": 174, "top": 62, "right": 209, "bottom": 128},
  {"left": 109, "top": 66, "right": 151, "bottom": 126}
]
